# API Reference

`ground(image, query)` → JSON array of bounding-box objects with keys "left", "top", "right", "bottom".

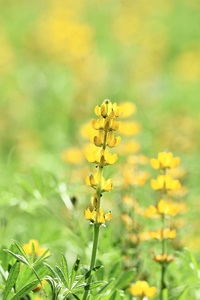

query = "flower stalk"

[{"left": 83, "top": 100, "right": 121, "bottom": 299}]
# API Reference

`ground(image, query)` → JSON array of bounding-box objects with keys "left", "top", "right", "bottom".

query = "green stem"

[{"left": 160, "top": 214, "right": 166, "bottom": 300}]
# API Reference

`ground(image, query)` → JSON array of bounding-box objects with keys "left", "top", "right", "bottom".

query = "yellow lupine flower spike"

[
  {"left": 149, "top": 228, "right": 177, "bottom": 240},
  {"left": 150, "top": 151, "right": 180, "bottom": 170}
]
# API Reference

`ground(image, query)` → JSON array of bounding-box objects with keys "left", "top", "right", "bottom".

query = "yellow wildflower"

[
  {"left": 153, "top": 254, "right": 175, "bottom": 265},
  {"left": 127, "top": 154, "right": 149, "bottom": 165},
  {"left": 119, "top": 121, "right": 141, "bottom": 136},
  {"left": 91, "top": 130, "right": 121, "bottom": 148},
  {"left": 61, "top": 147, "right": 84, "bottom": 165},
  {"left": 119, "top": 102, "right": 137, "bottom": 118},
  {"left": 150, "top": 175, "right": 181, "bottom": 191},
  {"left": 118, "top": 141, "right": 140, "bottom": 155},
  {"left": 84, "top": 207, "right": 111, "bottom": 224},
  {"left": 150, "top": 152, "right": 180, "bottom": 170},
  {"left": 85, "top": 169, "right": 113, "bottom": 192},
  {"left": 94, "top": 100, "right": 121, "bottom": 118},
  {"left": 130, "top": 281, "right": 157, "bottom": 298},
  {"left": 149, "top": 228, "right": 177, "bottom": 240},
  {"left": 144, "top": 199, "right": 179, "bottom": 218},
  {"left": 23, "top": 240, "right": 48, "bottom": 257},
  {"left": 86, "top": 148, "right": 118, "bottom": 167}
]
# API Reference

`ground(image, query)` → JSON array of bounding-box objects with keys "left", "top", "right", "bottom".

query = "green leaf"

[
  {"left": 9, "top": 279, "right": 39, "bottom": 300},
  {"left": 177, "top": 287, "right": 189, "bottom": 300},
  {"left": 72, "top": 266, "right": 103, "bottom": 291},
  {"left": 109, "top": 261, "right": 122, "bottom": 278},
  {"left": 61, "top": 254, "right": 69, "bottom": 289},
  {"left": 3, "top": 261, "right": 20, "bottom": 300},
  {"left": 98, "top": 278, "right": 115, "bottom": 294},
  {"left": 0, "top": 283, "right": 5, "bottom": 290},
  {"left": 4, "top": 250, "right": 29, "bottom": 266},
  {"left": 113, "top": 269, "right": 136, "bottom": 290},
  {"left": 33, "top": 248, "right": 50, "bottom": 266},
  {"left": 72, "top": 294, "right": 81, "bottom": 300},
  {"left": 109, "top": 290, "right": 123, "bottom": 300},
  {"left": 12, "top": 240, "right": 30, "bottom": 263},
  {"left": 55, "top": 265, "right": 68, "bottom": 288},
  {"left": 30, "top": 242, "right": 35, "bottom": 265},
  {"left": 44, "top": 263, "right": 58, "bottom": 279},
  {"left": 73, "top": 281, "right": 106, "bottom": 292},
  {"left": 184, "top": 248, "right": 199, "bottom": 278},
  {"left": 70, "top": 258, "right": 80, "bottom": 288},
  {"left": 94, "top": 260, "right": 104, "bottom": 281}
]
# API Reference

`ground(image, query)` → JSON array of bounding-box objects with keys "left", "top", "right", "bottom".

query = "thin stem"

[
  {"left": 160, "top": 214, "right": 166, "bottom": 300},
  {"left": 82, "top": 129, "right": 108, "bottom": 300}
]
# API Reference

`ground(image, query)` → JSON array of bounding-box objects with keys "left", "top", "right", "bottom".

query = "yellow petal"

[
  {"left": 94, "top": 106, "right": 101, "bottom": 116},
  {"left": 105, "top": 211, "right": 112, "bottom": 221},
  {"left": 150, "top": 158, "right": 160, "bottom": 169}
]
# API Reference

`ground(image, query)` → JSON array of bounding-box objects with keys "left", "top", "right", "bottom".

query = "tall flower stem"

[{"left": 160, "top": 213, "right": 166, "bottom": 300}]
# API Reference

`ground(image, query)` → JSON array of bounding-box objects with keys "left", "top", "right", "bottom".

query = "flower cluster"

[
  {"left": 84, "top": 100, "right": 121, "bottom": 225},
  {"left": 130, "top": 281, "right": 157, "bottom": 299},
  {"left": 148, "top": 151, "right": 182, "bottom": 267}
]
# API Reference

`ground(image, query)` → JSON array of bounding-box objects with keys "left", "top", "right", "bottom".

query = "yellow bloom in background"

[
  {"left": 23, "top": 240, "right": 48, "bottom": 256},
  {"left": 127, "top": 154, "right": 149, "bottom": 165},
  {"left": 149, "top": 228, "right": 177, "bottom": 240},
  {"left": 118, "top": 141, "right": 140, "bottom": 155},
  {"left": 130, "top": 281, "right": 157, "bottom": 298},
  {"left": 150, "top": 175, "right": 181, "bottom": 191},
  {"left": 119, "top": 101, "right": 137, "bottom": 118},
  {"left": 33, "top": 280, "right": 47, "bottom": 292},
  {"left": 61, "top": 147, "right": 84, "bottom": 165},
  {"left": 79, "top": 122, "right": 97, "bottom": 140},
  {"left": 144, "top": 199, "right": 179, "bottom": 218},
  {"left": 119, "top": 121, "right": 141, "bottom": 136},
  {"left": 150, "top": 152, "right": 180, "bottom": 170},
  {"left": 153, "top": 254, "right": 175, "bottom": 264}
]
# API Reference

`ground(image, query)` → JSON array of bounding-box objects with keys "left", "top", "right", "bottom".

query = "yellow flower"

[
  {"left": 119, "top": 101, "right": 137, "bottom": 118},
  {"left": 130, "top": 281, "right": 157, "bottom": 298},
  {"left": 86, "top": 148, "right": 118, "bottom": 167},
  {"left": 153, "top": 254, "right": 175, "bottom": 265},
  {"left": 150, "top": 152, "right": 180, "bottom": 170},
  {"left": 150, "top": 175, "right": 181, "bottom": 191},
  {"left": 91, "top": 115, "right": 122, "bottom": 132},
  {"left": 119, "top": 121, "right": 141, "bottom": 136},
  {"left": 118, "top": 141, "right": 140, "bottom": 155},
  {"left": 33, "top": 280, "right": 47, "bottom": 292},
  {"left": 94, "top": 100, "right": 121, "bottom": 118},
  {"left": 91, "top": 130, "right": 121, "bottom": 148},
  {"left": 84, "top": 208, "right": 96, "bottom": 223},
  {"left": 85, "top": 169, "right": 113, "bottom": 192},
  {"left": 23, "top": 240, "right": 48, "bottom": 257},
  {"left": 144, "top": 199, "right": 179, "bottom": 218},
  {"left": 84, "top": 207, "right": 111, "bottom": 224},
  {"left": 61, "top": 147, "right": 84, "bottom": 165},
  {"left": 149, "top": 228, "right": 177, "bottom": 240}
]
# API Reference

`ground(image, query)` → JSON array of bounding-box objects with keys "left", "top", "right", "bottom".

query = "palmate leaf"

[
  {"left": 61, "top": 254, "right": 70, "bottom": 289},
  {"left": 72, "top": 265, "right": 103, "bottom": 291},
  {"left": 3, "top": 261, "right": 20, "bottom": 300},
  {"left": 9, "top": 279, "right": 39, "bottom": 300},
  {"left": 70, "top": 258, "right": 80, "bottom": 289}
]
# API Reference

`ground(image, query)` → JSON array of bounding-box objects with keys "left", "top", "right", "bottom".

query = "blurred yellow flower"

[
  {"left": 144, "top": 199, "right": 179, "bottom": 218},
  {"left": 33, "top": 280, "right": 47, "bottom": 292},
  {"left": 23, "top": 240, "right": 48, "bottom": 257},
  {"left": 119, "top": 121, "right": 141, "bottom": 136},
  {"left": 127, "top": 154, "right": 149, "bottom": 165},
  {"left": 86, "top": 148, "right": 118, "bottom": 167},
  {"left": 153, "top": 254, "right": 175, "bottom": 264},
  {"left": 119, "top": 102, "right": 137, "bottom": 118},
  {"left": 150, "top": 152, "right": 180, "bottom": 170},
  {"left": 150, "top": 175, "right": 181, "bottom": 191},
  {"left": 61, "top": 147, "right": 84, "bottom": 165},
  {"left": 130, "top": 281, "right": 157, "bottom": 298},
  {"left": 79, "top": 122, "right": 96, "bottom": 140},
  {"left": 118, "top": 141, "right": 140, "bottom": 155},
  {"left": 149, "top": 228, "right": 176, "bottom": 240}
]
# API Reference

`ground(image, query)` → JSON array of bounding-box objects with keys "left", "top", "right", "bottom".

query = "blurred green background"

[{"left": 0, "top": 0, "right": 200, "bottom": 275}]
